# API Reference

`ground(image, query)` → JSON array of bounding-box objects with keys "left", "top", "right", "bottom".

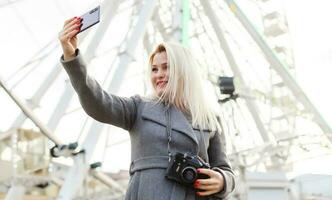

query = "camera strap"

[{"left": 166, "top": 108, "right": 172, "bottom": 162}]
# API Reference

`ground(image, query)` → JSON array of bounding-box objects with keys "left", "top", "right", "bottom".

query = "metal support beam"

[
  {"left": 181, "top": 0, "right": 190, "bottom": 46},
  {"left": 4, "top": 184, "right": 25, "bottom": 200},
  {"left": 152, "top": 12, "right": 171, "bottom": 41},
  {"left": 47, "top": 81, "right": 73, "bottom": 130},
  {"left": 91, "top": 170, "right": 126, "bottom": 194},
  {"left": 224, "top": 0, "right": 332, "bottom": 143},
  {"left": 0, "top": 76, "right": 62, "bottom": 145},
  {"left": 112, "top": 0, "right": 157, "bottom": 71},
  {"left": 172, "top": 0, "right": 189, "bottom": 45},
  {"left": 56, "top": 152, "right": 86, "bottom": 200},
  {"left": 10, "top": 62, "right": 67, "bottom": 129},
  {"left": 172, "top": 0, "right": 183, "bottom": 41},
  {"left": 200, "top": 0, "right": 275, "bottom": 144}
]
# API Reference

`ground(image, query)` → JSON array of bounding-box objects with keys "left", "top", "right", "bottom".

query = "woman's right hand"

[{"left": 58, "top": 17, "right": 82, "bottom": 61}]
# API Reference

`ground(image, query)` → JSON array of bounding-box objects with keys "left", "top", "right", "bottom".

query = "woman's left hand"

[{"left": 194, "top": 168, "right": 225, "bottom": 196}]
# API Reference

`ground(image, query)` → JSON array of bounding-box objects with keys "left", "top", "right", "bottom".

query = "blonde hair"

[{"left": 148, "top": 42, "right": 221, "bottom": 132}]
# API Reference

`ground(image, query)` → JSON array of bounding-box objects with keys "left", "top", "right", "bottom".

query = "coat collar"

[{"left": 141, "top": 102, "right": 198, "bottom": 146}]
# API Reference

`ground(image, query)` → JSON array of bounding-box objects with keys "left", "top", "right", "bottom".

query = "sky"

[
  {"left": 273, "top": 0, "right": 332, "bottom": 175},
  {"left": 286, "top": 0, "right": 332, "bottom": 125}
]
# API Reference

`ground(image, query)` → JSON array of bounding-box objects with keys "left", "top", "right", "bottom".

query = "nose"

[{"left": 156, "top": 68, "right": 166, "bottom": 79}]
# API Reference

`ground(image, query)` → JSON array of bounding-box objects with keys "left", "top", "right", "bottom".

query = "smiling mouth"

[{"left": 156, "top": 81, "right": 167, "bottom": 87}]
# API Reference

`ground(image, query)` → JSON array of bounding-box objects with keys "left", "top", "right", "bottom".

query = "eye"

[{"left": 152, "top": 67, "right": 158, "bottom": 72}]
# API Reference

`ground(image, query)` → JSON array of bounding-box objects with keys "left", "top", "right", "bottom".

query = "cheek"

[
  {"left": 165, "top": 70, "right": 169, "bottom": 79},
  {"left": 150, "top": 73, "right": 155, "bottom": 81},
  {"left": 150, "top": 75, "right": 156, "bottom": 87}
]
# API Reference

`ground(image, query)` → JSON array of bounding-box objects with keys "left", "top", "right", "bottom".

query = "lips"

[{"left": 156, "top": 81, "right": 167, "bottom": 87}]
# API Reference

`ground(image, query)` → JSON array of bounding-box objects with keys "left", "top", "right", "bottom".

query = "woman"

[{"left": 59, "top": 17, "right": 235, "bottom": 200}]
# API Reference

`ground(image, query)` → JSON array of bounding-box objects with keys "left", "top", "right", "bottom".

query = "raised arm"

[
  {"left": 60, "top": 51, "right": 139, "bottom": 130},
  {"left": 58, "top": 18, "right": 139, "bottom": 130}
]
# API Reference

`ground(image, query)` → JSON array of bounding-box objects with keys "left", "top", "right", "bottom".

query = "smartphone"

[{"left": 78, "top": 6, "right": 100, "bottom": 33}]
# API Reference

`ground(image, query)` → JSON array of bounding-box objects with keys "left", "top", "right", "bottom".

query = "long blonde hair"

[{"left": 148, "top": 42, "right": 221, "bottom": 132}]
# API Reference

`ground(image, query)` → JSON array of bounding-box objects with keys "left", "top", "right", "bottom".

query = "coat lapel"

[{"left": 141, "top": 102, "right": 198, "bottom": 146}]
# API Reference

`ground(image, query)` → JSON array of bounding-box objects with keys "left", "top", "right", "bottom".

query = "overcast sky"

[
  {"left": 282, "top": 0, "right": 332, "bottom": 175},
  {"left": 286, "top": 0, "right": 332, "bottom": 124}
]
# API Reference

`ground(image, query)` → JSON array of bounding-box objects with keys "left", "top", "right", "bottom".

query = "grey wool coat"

[{"left": 61, "top": 50, "right": 235, "bottom": 200}]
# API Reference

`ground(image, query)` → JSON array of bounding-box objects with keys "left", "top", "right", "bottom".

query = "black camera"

[{"left": 165, "top": 152, "right": 210, "bottom": 187}]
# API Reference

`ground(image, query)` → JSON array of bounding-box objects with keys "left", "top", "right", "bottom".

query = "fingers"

[
  {"left": 58, "top": 17, "right": 81, "bottom": 58},
  {"left": 65, "top": 23, "right": 81, "bottom": 35},
  {"left": 59, "top": 28, "right": 79, "bottom": 43},
  {"left": 194, "top": 169, "right": 225, "bottom": 197},
  {"left": 195, "top": 177, "right": 218, "bottom": 186},
  {"left": 197, "top": 168, "right": 214, "bottom": 177},
  {"left": 197, "top": 184, "right": 218, "bottom": 191},
  {"left": 195, "top": 180, "right": 218, "bottom": 190},
  {"left": 59, "top": 17, "right": 82, "bottom": 42},
  {"left": 197, "top": 189, "right": 218, "bottom": 196},
  {"left": 64, "top": 17, "right": 76, "bottom": 26},
  {"left": 195, "top": 179, "right": 220, "bottom": 196},
  {"left": 65, "top": 29, "right": 79, "bottom": 41},
  {"left": 63, "top": 17, "right": 82, "bottom": 32}
]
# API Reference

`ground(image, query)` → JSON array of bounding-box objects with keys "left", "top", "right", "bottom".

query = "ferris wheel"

[{"left": 0, "top": 0, "right": 331, "bottom": 199}]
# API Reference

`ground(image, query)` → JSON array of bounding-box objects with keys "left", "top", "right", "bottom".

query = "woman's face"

[{"left": 151, "top": 51, "right": 169, "bottom": 97}]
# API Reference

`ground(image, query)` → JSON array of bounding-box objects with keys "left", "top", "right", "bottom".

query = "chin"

[{"left": 156, "top": 90, "right": 165, "bottom": 97}]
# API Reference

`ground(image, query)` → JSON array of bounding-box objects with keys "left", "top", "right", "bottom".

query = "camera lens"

[{"left": 181, "top": 166, "right": 197, "bottom": 183}]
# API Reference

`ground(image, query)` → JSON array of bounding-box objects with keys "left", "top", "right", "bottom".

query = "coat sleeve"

[
  {"left": 208, "top": 131, "right": 235, "bottom": 199},
  {"left": 60, "top": 49, "right": 139, "bottom": 131}
]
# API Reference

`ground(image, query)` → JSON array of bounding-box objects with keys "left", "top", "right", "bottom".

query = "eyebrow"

[{"left": 152, "top": 62, "right": 168, "bottom": 67}]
